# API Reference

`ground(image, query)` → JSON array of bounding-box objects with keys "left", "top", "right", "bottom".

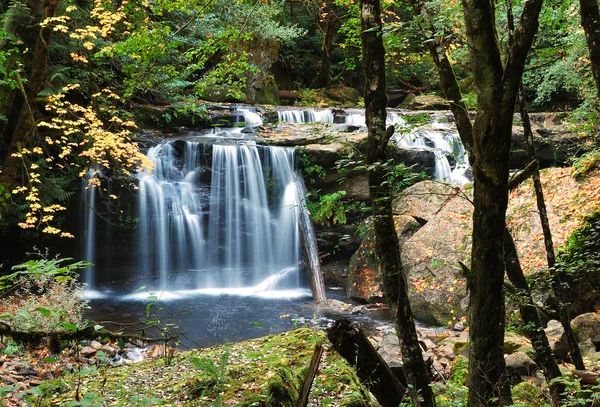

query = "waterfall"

[
  {"left": 274, "top": 107, "right": 471, "bottom": 184},
  {"left": 82, "top": 169, "right": 96, "bottom": 289},
  {"left": 131, "top": 138, "right": 307, "bottom": 294}
]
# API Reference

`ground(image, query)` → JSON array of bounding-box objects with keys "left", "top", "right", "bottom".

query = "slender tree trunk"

[
  {"left": 315, "top": 2, "right": 337, "bottom": 88},
  {"left": 359, "top": 1, "right": 436, "bottom": 406},
  {"left": 579, "top": 0, "right": 600, "bottom": 98},
  {"left": 516, "top": 88, "right": 586, "bottom": 370},
  {"left": 0, "top": 0, "right": 58, "bottom": 189},
  {"left": 503, "top": 229, "right": 563, "bottom": 406}
]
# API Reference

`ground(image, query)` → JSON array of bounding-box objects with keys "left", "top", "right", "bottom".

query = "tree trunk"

[
  {"left": 579, "top": 0, "right": 600, "bottom": 97},
  {"left": 315, "top": 2, "right": 337, "bottom": 88},
  {"left": 359, "top": 1, "right": 436, "bottom": 406},
  {"left": 461, "top": 0, "right": 544, "bottom": 405},
  {"left": 0, "top": 0, "right": 58, "bottom": 189},
  {"left": 503, "top": 229, "right": 563, "bottom": 406}
]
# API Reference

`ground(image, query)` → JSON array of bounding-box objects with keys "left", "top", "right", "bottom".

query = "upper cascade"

[{"left": 274, "top": 107, "right": 471, "bottom": 185}]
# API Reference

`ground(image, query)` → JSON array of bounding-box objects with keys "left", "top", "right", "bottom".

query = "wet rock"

[
  {"left": 544, "top": 319, "right": 570, "bottom": 361},
  {"left": 505, "top": 352, "right": 537, "bottom": 377}
]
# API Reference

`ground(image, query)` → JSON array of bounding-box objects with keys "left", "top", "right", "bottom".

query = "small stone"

[
  {"left": 80, "top": 346, "right": 97, "bottom": 358},
  {"left": 420, "top": 338, "right": 436, "bottom": 351},
  {"left": 17, "top": 367, "right": 37, "bottom": 376},
  {"left": 90, "top": 340, "right": 103, "bottom": 350},
  {"left": 40, "top": 370, "right": 54, "bottom": 380},
  {"left": 29, "top": 379, "right": 41, "bottom": 387},
  {"left": 100, "top": 344, "right": 117, "bottom": 357},
  {"left": 1, "top": 375, "right": 17, "bottom": 384},
  {"left": 453, "top": 321, "right": 465, "bottom": 331}
]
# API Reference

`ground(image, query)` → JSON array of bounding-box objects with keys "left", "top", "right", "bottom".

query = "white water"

[
  {"left": 276, "top": 107, "right": 471, "bottom": 184},
  {"left": 131, "top": 138, "right": 304, "bottom": 293},
  {"left": 82, "top": 169, "right": 97, "bottom": 288}
]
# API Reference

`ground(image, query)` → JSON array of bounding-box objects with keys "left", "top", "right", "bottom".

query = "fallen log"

[
  {"left": 296, "top": 343, "right": 324, "bottom": 407},
  {"left": 327, "top": 319, "right": 406, "bottom": 407},
  {"left": 573, "top": 370, "right": 600, "bottom": 385}
]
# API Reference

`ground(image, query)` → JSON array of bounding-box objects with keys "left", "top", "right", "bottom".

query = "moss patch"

[{"left": 27, "top": 329, "right": 370, "bottom": 406}]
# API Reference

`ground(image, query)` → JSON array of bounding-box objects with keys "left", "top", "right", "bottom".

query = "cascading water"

[
  {"left": 276, "top": 107, "right": 471, "bottom": 184},
  {"left": 129, "top": 137, "right": 309, "bottom": 296},
  {"left": 82, "top": 169, "right": 97, "bottom": 289}
]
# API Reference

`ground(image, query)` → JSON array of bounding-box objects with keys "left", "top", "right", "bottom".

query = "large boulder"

[
  {"left": 401, "top": 192, "right": 473, "bottom": 325},
  {"left": 572, "top": 313, "right": 600, "bottom": 349},
  {"left": 346, "top": 215, "right": 422, "bottom": 302},
  {"left": 392, "top": 181, "right": 459, "bottom": 221}
]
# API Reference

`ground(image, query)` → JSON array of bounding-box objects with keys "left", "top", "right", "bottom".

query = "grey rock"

[
  {"left": 80, "top": 346, "right": 97, "bottom": 358},
  {"left": 100, "top": 344, "right": 117, "bottom": 357},
  {"left": 505, "top": 351, "right": 537, "bottom": 376},
  {"left": 572, "top": 313, "right": 600, "bottom": 345},
  {"left": 90, "top": 340, "right": 103, "bottom": 350},
  {"left": 544, "top": 319, "right": 570, "bottom": 361}
]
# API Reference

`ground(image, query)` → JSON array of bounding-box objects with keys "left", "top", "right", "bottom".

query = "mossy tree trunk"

[
  {"left": 359, "top": 1, "right": 436, "bottom": 406},
  {"left": 579, "top": 0, "right": 600, "bottom": 98}
]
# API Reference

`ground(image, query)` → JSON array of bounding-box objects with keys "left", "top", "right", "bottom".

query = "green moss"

[
  {"left": 511, "top": 381, "right": 546, "bottom": 407},
  {"left": 32, "top": 329, "right": 370, "bottom": 406}
]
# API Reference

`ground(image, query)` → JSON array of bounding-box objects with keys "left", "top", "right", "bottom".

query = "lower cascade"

[{"left": 82, "top": 135, "right": 323, "bottom": 299}]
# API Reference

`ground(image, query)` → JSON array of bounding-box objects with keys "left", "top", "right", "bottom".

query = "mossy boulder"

[{"left": 325, "top": 85, "right": 361, "bottom": 107}]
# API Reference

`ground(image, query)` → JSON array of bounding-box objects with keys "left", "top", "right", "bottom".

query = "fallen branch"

[
  {"left": 573, "top": 370, "right": 600, "bottom": 385},
  {"left": 296, "top": 343, "right": 324, "bottom": 407}
]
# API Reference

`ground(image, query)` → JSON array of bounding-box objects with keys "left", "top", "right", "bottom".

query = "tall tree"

[
  {"left": 314, "top": 1, "right": 339, "bottom": 88},
  {"left": 359, "top": 0, "right": 435, "bottom": 406},
  {"left": 579, "top": 0, "right": 600, "bottom": 98},
  {"left": 459, "top": 0, "right": 544, "bottom": 404}
]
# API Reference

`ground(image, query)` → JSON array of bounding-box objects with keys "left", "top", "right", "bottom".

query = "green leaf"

[
  {"left": 35, "top": 307, "right": 51, "bottom": 317},
  {"left": 59, "top": 322, "right": 78, "bottom": 332}
]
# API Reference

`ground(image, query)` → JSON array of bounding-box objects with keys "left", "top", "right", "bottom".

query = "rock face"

[
  {"left": 347, "top": 181, "right": 471, "bottom": 324},
  {"left": 544, "top": 319, "right": 570, "bottom": 362},
  {"left": 347, "top": 215, "right": 421, "bottom": 302},
  {"left": 401, "top": 194, "right": 472, "bottom": 325}
]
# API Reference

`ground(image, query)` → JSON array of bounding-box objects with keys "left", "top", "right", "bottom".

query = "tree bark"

[
  {"left": 579, "top": 0, "right": 600, "bottom": 97},
  {"left": 359, "top": 1, "right": 436, "bottom": 406},
  {"left": 460, "top": 0, "right": 544, "bottom": 405}
]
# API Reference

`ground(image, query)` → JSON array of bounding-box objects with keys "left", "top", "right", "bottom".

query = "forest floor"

[{"left": 0, "top": 328, "right": 371, "bottom": 406}]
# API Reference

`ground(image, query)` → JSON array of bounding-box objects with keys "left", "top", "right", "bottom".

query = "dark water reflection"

[{"left": 84, "top": 290, "right": 394, "bottom": 348}]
